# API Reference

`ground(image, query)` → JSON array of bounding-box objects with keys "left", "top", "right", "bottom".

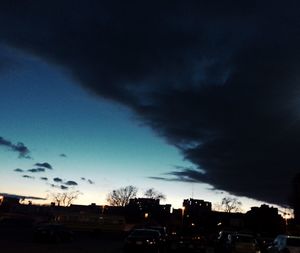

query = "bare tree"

[
  {"left": 50, "top": 190, "right": 81, "bottom": 206},
  {"left": 106, "top": 185, "right": 137, "bottom": 206},
  {"left": 214, "top": 197, "right": 242, "bottom": 213},
  {"left": 220, "top": 197, "right": 242, "bottom": 213},
  {"left": 144, "top": 188, "right": 166, "bottom": 200}
]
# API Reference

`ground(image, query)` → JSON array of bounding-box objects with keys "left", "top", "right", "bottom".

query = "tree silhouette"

[
  {"left": 106, "top": 185, "right": 137, "bottom": 206},
  {"left": 144, "top": 188, "right": 166, "bottom": 200},
  {"left": 215, "top": 197, "right": 242, "bottom": 213},
  {"left": 50, "top": 190, "right": 81, "bottom": 206}
]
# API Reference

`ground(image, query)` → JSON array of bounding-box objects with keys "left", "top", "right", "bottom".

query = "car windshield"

[
  {"left": 287, "top": 238, "right": 300, "bottom": 246},
  {"left": 148, "top": 227, "right": 166, "bottom": 236}
]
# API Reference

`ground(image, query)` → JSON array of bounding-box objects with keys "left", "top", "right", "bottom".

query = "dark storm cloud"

[
  {"left": 35, "top": 162, "right": 53, "bottom": 170},
  {"left": 1, "top": 1, "right": 300, "bottom": 206},
  {"left": 14, "top": 168, "right": 23, "bottom": 173},
  {"left": 28, "top": 168, "right": 45, "bottom": 173},
  {"left": 151, "top": 173, "right": 202, "bottom": 183},
  {"left": 40, "top": 177, "right": 48, "bottom": 181},
  {"left": 0, "top": 136, "right": 31, "bottom": 158},
  {"left": 64, "top": 180, "right": 78, "bottom": 186},
  {"left": 0, "top": 45, "right": 21, "bottom": 74},
  {"left": 53, "top": 177, "right": 62, "bottom": 183},
  {"left": 148, "top": 166, "right": 205, "bottom": 183}
]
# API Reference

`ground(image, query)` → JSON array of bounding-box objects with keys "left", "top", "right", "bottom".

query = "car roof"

[
  {"left": 234, "top": 233, "right": 254, "bottom": 237},
  {"left": 277, "top": 235, "right": 300, "bottom": 239}
]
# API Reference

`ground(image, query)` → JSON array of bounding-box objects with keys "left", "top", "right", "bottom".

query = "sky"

[
  {"left": 0, "top": 1, "right": 300, "bottom": 212},
  {"left": 0, "top": 46, "right": 225, "bottom": 209}
]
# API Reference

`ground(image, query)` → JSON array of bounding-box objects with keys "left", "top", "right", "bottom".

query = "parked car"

[
  {"left": 268, "top": 234, "right": 300, "bottom": 253},
  {"left": 256, "top": 236, "right": 274, "bottom": 253},
  {"left": 167, "top": 228, "right": 207, "bottom": 252},
  {"left": 227, "top": 233, "right": 261, "bottom": 253},
  {"left": 124, "top": 228, "right": 161, "bottom": 252},
  {"left": 33, "top": 223, "right": 74, "bottom": 243},
  {"left": 147, "top": 226, "right": 168, "bottom": 240},
  {"left": 146, "top": 226, "right": 168, "bottom": 252}
]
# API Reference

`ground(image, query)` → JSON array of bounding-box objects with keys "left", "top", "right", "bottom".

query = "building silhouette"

[
  {"left": 0, "top": 194, "right": 290, "bottom": 236},
  {"left": 126, "top": 198, "right": 171, "bottom": 225},
  {"left": 245, "top": 204, "right": 285, "bottom": 236}
]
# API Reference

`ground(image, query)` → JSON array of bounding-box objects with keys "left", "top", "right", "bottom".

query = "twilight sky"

[{"left": 0, "top": 1, "right": 300, "bottom": 210}]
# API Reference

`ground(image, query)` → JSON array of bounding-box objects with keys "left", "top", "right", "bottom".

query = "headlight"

[
  {"left": 192, "top": 236, "right": 202, "bottom": 240},
  {"left": 146, "top": 239, "right": 156, "bottom": 245}
]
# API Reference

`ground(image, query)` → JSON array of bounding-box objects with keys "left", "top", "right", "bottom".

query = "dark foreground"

[
  {"left": 0, "top": 226, "right": 216, "bottom": 253},
  {"left": 0, "top": 227, "right": 123, "bottom": 253}
]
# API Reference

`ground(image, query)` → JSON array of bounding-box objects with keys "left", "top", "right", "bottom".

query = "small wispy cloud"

[
  {"left": 28, "top": 168, "right": 45, "bottom": 173},
  {"left": 14, "top": 168, "right": 23, "bottom": 172},
  {"left": 88, "top": 179, "right": 94, "bottom": 184},
  {"left": 35, "top": 162, "right": 53, "bottom": 170},
  {"left": 0, "top": 193, "right": 46, "bottom": 200},
  {"left": 23, "top": 175, "right": 34, "bottom": 179},
  {"left": 64, "top": 180, "right": 78, "bottom": 186},
  {"left": 53, "top": 177, "right": 62, "bottom": 183},
  {"left": 0, "top": 136, "right": 31, "bottom": 158},
  {"left": 81, "top": 177, "right": 95, "bottom": 184}
]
